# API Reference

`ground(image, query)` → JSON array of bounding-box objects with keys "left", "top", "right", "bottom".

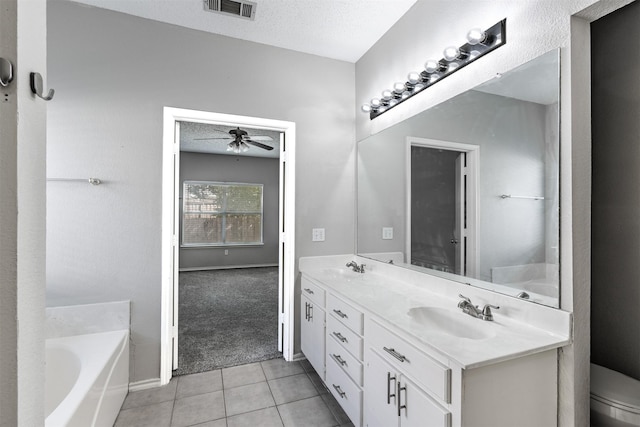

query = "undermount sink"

[{"left": 408, "top": 307, "right": 496, "bottom": 340}]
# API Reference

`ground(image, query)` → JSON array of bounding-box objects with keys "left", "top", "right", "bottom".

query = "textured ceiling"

[{"left": 70, "top": 0, "right": 418, "bottom": 62}]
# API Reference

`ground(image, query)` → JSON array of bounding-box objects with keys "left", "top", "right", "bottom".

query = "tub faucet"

[
  {"left": 346, "top": 261, "right": 365, "bottom": 273},
  {"left": 457, "top": 294, "right": 499, "bottom": 321}
]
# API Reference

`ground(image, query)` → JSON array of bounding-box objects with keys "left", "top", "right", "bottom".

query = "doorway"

[
  {"left": 406, "top": 137, "right": 479, "bottom": 277},
  {"left": 161, "top": 108, "right": 296, "bottom": 384}
]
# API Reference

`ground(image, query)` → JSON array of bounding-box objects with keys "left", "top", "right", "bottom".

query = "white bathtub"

[{"left": 45, "top": 330, "right": 129, "bottom": 427}]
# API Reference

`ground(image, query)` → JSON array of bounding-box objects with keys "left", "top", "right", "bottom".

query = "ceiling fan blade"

[
  {"left": 193, "top": 137, "right": 233, "bottom": 141},
  {"left": 244, "top": 135, "right": 273, "bottom": 142},
  {"left": 245, "top": 139, "right": 274, "bottom": 151}
]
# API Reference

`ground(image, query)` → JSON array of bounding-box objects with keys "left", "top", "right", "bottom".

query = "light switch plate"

[
  {"left": 382, "top": 227, "right": 393, "bottom": 240},
  {"left": 312, "top": 228, "right": 325, "bottom": 242}
]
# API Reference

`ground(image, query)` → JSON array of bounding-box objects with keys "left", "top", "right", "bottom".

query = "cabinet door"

[
  {"left": 399, "top": 375, "right": 451, "bottom": 427},
  {"left": 364, "top": 349, "right": 399, "bottom": 427},
  {"left": 301, "top": 295, "right": 326, "bottom": 379}
]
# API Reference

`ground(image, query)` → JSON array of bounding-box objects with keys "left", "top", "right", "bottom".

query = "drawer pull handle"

[
  {"left": 303, "top": 288, "right": 314, "bottom": 295},
  {"left": 305, "top": 302, "right": 313, "bottom": 321},
  {"left": 397, "top": 382, "right": 407, "bottom": 416},
  {"left": 387, "top": 372, "right": 396, "bottom": 404},
  {"left": 333, "top": 309, "right": 348, "bottom": 318},
  {"left": 332, "top": 384, "right": 346, "bottom": 398},
  {"left": 383, "top": 347, "right": 408, "bottom": 363},
  {"left": 332, "top": 332, "right": 348, "bottom": 343},
  {"left": 331, "top": 353, "right": 347, "bottom": 366}
]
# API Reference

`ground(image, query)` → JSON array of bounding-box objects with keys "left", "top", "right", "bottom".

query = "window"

[{"left": 182, "top": 181, "right": 263, "bottom": 247}]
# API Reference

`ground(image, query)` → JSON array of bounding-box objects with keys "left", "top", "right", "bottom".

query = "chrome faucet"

[
  {"left": 457, "top": 294, "right": 499, "bottom": 321},
  {"left": 346, "top": 261, "right": 365, "bottom": 273}
]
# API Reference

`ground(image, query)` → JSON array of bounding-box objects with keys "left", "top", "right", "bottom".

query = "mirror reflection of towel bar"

[{"left": 500, "top": 194, "right": 544, "bottom": 200}]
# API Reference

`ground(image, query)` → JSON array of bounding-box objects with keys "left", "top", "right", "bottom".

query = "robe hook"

[
  {"left": 30, "top": 72, "right": 54, "bottom": 101},
  {"left": 0, "top": 58, "right": 14, "bottom": 87}
]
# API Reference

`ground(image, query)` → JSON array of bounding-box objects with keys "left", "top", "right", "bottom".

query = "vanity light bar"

[{"left": 362, "top": 19, "right": 506, "bottom": 120}]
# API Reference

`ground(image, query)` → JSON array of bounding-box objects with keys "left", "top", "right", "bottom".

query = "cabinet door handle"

[
  {"left": 303, "top": 288, "right": 314, "bottom": 295},
  {"left": 397, "top": 382, "right": 407, "bottom": 416},
  {"left": 333, "top": 309, "right": 348, "bottom": 318},
  {"left": 305, "top": 302, "right": 309, "bottom": 320},
  {"left": 332, "top": 331, "right": 348, "bottom": 343},
  {"left": 332, "top": 384, "right": 346, "bottom": 398},
  {"left": 383, "top": 347, "right": 408, "bottom": 362},
  {"left": 386, "top": 372, "right": 396, "bottom": 404},
  {"left": 331, "top": 353, "right": 347, "bottom": 366}
]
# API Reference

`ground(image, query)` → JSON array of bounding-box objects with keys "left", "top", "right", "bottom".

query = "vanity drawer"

[
  {"left": 367, "top": 317, "right": 451, "bottom": 403},
  {"left": 327, "top": 293, "right": 363, "bottom": 334},
  {"left": 301, "top": 277, "right": 325, "bottom": 306},
  {"left": 328, "top": 315, "right": 363, "bottom": 360},
  {"left": 327, "top": 332, "right": 363, "bottom": 386},
  {"left": 327, "top": 353, "right": 362, "bottom": 427}
]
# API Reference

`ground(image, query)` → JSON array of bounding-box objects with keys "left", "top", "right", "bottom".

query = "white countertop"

[{"left": 300, "top": 259, "right": 572, "bottom": 369}]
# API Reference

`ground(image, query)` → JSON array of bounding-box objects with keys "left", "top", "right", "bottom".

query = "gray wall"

[
  {"left": 591, "top": 0, "right": 640, "bottom": 381},
  {"left": 179, "top": 152, "right": 279, "bottom": 270},
  {"left": 46, "top": 1, "right": 355, "bottom": 383}
]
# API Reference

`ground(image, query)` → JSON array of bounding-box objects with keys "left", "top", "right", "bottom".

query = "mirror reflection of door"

[{"left": 410, "top": 146, "right": 466, "bottom": 275}]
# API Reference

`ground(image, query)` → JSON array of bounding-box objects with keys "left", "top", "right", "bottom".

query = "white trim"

[
  {"left": 405, "top": 137, "right": 480, "bottom": 277},
  {"left": 161, "top": 107, "right": 296, "bottom": 385},
  {"left": 128, "top": 378, "right": 163, "bottom": 392}
]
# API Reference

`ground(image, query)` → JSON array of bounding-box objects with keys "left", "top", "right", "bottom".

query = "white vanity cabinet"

[
  {"left": 364, "top": 318, "right": 451, "bottom": 427},
  {"left": 300, "top": 277, "right": 326, "bottom": 380},
  {"left": 325, "top": 294, "right": 365, "bottom": 426},
  {"left": 299, "top": 265, "right": 565, "bottom": 427}
]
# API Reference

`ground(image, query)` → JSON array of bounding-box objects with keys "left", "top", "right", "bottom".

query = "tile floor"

[{"left": 115, "top": 358, "right": 355, "bottom": 427}]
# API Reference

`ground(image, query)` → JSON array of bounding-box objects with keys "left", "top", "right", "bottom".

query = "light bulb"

[
  {"left": 381, "top": 89, "right": 393, "bottom": 101},
  {"left": 466, "top": 28, "right": 487, "bottom": 45},
  {"left": 370, "top": 98, "right": 381, "bottom": 108},
  {"left": 407, "top": 72, "right": 421, "bottom": 85},
  {"left": 424, "top": 59, "right": 443, "bottom": 74},
  {"left": 443, "top": 46, "right": 461, "bottom": 61},
  {"left": 393, "top": 82, "right": 406, "bottom": 94},
  {"left": 227, "top": 142, "right": 234, "bottom": 152},
  {"left": 361, "top": 104, "right": 372, "bottom": 113},
  {"left": 240, "top": 142, "right": 249, "bottom": 152}
]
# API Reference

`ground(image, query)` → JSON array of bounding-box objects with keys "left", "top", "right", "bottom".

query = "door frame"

[
  {"left": 161, "top": 107, "right": 296, "bottom": 384},
  {"left": 406, "top": 136, "right": 479, "bottom": 277}
]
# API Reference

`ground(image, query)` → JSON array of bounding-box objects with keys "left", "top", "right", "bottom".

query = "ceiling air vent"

[{"left": 204, "top": 0, "right": 256, "bottom": 20}]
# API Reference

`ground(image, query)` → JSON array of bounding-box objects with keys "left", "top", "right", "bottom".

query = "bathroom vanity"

[{"left": 300, "top": 255, "right": 571, "bottom": 427}]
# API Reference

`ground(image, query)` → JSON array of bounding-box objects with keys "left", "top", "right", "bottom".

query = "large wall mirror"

[{"left": 357, "top": 49, "right": 560, "bottom": 308}]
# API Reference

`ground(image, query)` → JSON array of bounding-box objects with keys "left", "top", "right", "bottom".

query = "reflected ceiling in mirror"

[{"left": 357, "top": 49, "right": 560, "bottom": 307}]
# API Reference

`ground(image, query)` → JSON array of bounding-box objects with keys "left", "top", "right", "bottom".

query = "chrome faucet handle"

[
  {"left": 481, "top": 304, "right": 500, "bottom": 321},
  {"left": 359, "top": 264, "right": 366, "bottom": 273},
  {"left": 458, "top": 294, "right": 472, "bottom": 303}
]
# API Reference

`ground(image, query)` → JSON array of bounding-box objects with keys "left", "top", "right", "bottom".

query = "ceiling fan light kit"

[{"left": 194, "top": 126, "right": 275, "bottom": 153}]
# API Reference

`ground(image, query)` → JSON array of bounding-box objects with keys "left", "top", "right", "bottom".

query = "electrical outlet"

[
  {"left": 224, "top": 249, "right": 229, "bottom": 255},
  {"left": 382, "top": 227, "right": 394, "bottom": 240},
  {"left": 312, "top": 228, "right": 325, "bottom": 242}
]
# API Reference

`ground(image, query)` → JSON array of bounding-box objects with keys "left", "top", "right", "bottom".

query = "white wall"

[
  {"left": 355, "top": 0, "right": 634, "bottom": 425},
  {"left": 47, "top": 1, "right": 355, "bottom": 383},
  {"left": 0, "top": 0, "right": 47, "bottom": 425}
]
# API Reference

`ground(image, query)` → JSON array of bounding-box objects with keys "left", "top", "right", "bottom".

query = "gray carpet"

[{"left": 174, "top": 267, "right": 281, "bottom": 376}]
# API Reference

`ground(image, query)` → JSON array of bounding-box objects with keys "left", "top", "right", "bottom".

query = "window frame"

[{"left": 181, "top": 180, "right": 264, "bottom": 248}]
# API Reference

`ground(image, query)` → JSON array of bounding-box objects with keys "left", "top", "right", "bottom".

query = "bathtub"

[{"left": 45, "top": 330, "right": 129, "bottom": 427}]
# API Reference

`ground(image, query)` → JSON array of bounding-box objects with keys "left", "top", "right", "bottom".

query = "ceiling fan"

[{"left": 194, "top": 127, "right": 274, "bottom": 153}]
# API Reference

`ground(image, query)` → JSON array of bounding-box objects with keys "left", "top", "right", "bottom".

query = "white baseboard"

[
  {"left": 292, "top": 352, "right": 306, "bottom": 361},
  {"left": 129, "top": 378, "right": 162, "bottom": 392},
  {"left": 179, "top": 263, "right": 278, "bottom": 272}
]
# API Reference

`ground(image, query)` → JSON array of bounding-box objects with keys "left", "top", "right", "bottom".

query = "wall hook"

[
  {"left": 30, "top": 72, "right": 54, "bottom": 101},
  {"left": 0, "top": 58, "right": 14, "bottom": 87}
]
